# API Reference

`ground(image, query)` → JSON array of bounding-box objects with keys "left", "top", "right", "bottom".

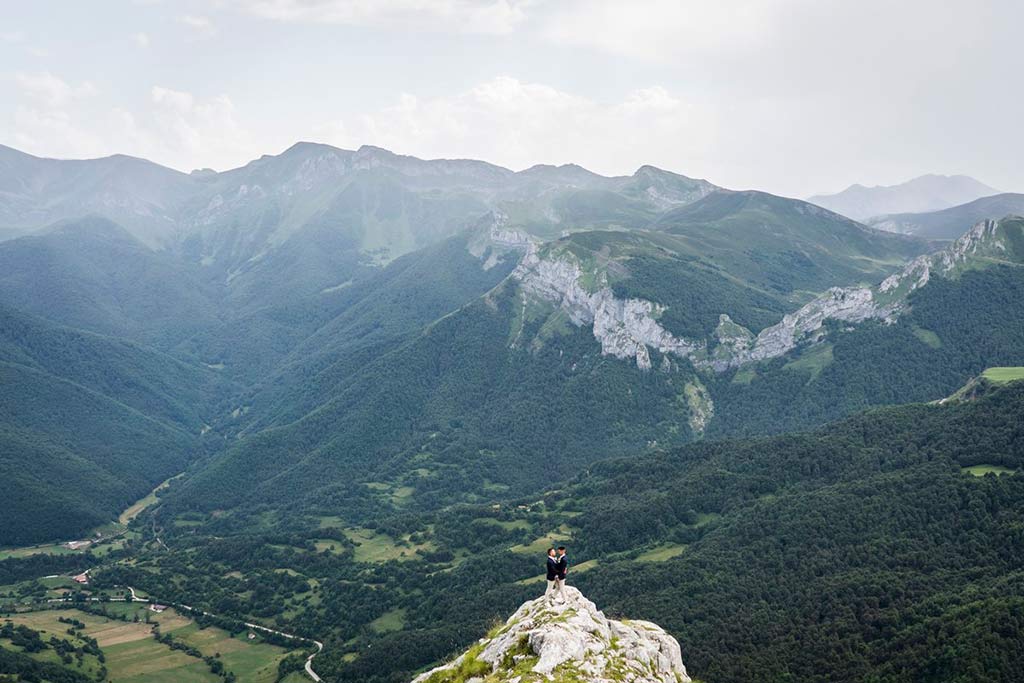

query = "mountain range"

[
  {"left": 808, "top": 173, "right": 1000, "bottom": 221},
  {"left": 867, "top": 192, "right": 1024, "bottom": 239},
  {"left": 1, "top": 142, "right": 1024, "bottom": 683},
  {"left": 3, "top": 143, "right": 1023, "bottom": 543}
]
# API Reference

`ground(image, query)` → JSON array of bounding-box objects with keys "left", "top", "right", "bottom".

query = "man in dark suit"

[{"left": 544, "top": 547, "right": 562, "bottom": 604}]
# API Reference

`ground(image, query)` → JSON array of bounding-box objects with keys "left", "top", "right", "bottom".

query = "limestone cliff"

[
  {"left": 497, "top": 217, "right": 1020, "bottom": 373},
  {"left": 411, "top": 586, "right": 691, "bottom": 683},
  {"left": 511, "top": 241, "right": 702, "bottom": 370}
]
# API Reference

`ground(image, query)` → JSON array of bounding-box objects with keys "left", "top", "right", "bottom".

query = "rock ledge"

[{"left": 411, "top": 586, "right": 691, "bottom": 683}]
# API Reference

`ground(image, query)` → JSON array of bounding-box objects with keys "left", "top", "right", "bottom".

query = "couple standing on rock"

[{"left": 544, "top": 546, "right": 569, "bottom": 604}]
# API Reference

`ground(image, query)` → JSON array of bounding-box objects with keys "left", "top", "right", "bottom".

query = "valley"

[{"left": 1, "top": 143, "right": 1023, "bottom": 683}]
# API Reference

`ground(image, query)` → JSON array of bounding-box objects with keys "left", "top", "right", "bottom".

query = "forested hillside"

[
  {"left": 652, "top": 190, "right": 927, "bottom": 294},
  {"left": 159, "top": 215, "right": 1022, "bottom": 522},
  {"left": 166, "top": 279, "right": 701, "bottom": 516},
  {"left": 708, "top": 262, "right": 1024, "bottom": 436},
  {"left": 0, "top": 216, "right": 221, "bottom": 348},
  {"left": 868, "top": 192, "right": 1024, "bottom": 238},
  {"left": 0, "top": 307, "right": 220, "bottom": 545},
  {"left": 87, "top": 378, "right": 1024, "bottom": 683}
]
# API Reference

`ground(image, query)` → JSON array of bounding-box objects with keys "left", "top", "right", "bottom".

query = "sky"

[{"left": 2, "top": 0, "right": 1021, "bottom": 198}]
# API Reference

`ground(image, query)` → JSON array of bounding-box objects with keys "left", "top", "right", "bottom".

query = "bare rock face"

[
  {"left": 411, "top": 586, "right": 691, "bottom": 683},
  {"left": 486, "top": 216, "right": 1016, "bottom": 375},
  {"left": 512, "top": 246, "right": 703, "bottom": 370},
  {"left": 702, "top": 285, "right": 896, "bottom": 371}
]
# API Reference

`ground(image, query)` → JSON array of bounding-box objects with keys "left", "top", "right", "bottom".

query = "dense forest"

[
  {"left": 709, "top": 264, "right": 1024, "bottom": 436},
  {"left": 2, "top": 145, "right": 1023, "bottom": 683},
  {"left": 0, "top": 306, "right": 219, "bottom": 545},
  {"left": 56, "top": 382, "right": 1022, "bottom": 683}
]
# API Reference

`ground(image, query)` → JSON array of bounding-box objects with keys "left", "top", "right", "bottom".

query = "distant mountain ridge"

[
  {"left": 163, "top": 196, "right": 945, "bottom": 519},
  {"left": 3, "top": 141, "right": 1006, "bottom": 550},
  {"left": 809, "top": 173, "right": 999, "bottom": 221},
  {"left": 0, "top": 142, "right": 717, "bottom": 267},
  {"left": 867, "top": 192, "right": 1024, "bottom": 239}
]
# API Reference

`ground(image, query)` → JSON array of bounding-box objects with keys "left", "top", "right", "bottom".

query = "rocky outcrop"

[
  {"left": 683, "top": 378, "right": 714, "bottom": 436},
  {"left": 468, "top": 212, "right": 539, "bottom": 271},
  {"left": 411, "top": 586, "right": 691, "bottom": 683},
  {"left": 700, "top": 286, "right": 897, "bottom": 371},
  {"left": 512, "top": 246, "right": 702, "bottom": 370},
  {"left": 696, "top": 222, "right": 1007, "bottom": 371},
  {"left": 507, "top": 218, "right": 1018, "bottom": 373}
]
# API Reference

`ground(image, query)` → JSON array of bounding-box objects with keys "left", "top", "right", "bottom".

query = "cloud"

[
  {"left": 133, "top": 32, "right": 150, "bottom": 48},
  {"left": 12, "top": 107, "right": 107, "bottom": 160},
  {"left": 179, "top": 14, "right": 217, "bottom": 39},
  {"left": 6, "top": 71, "right": 258, "bottom": 172},
  {"left": 15, "top": 71, "right": 97, "bottom": 107},
  {"left": 232, "top": 0, "right": 530, "bottom": 34},
  {"left": 539, "top": 0, "right": 783, "bottom": 63},
  {"left": 316, "top": 76, "right": 715, "bottom": 177},
  {"left": 11, "top": 74, "right": 104, "bottom": 159},
  {"left": 146, "top": 86, "right": 254, "bottom": 167}
]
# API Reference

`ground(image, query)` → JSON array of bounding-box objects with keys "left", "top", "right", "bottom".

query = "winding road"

[
  {"left": 45, "top": 580, "right": 324, "bottom": 681},
  {"left": 169, "top": 598, "right": 325, "bottom": 683}
]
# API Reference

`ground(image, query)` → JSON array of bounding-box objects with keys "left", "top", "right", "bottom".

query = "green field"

[
  {"left": 962, "top": 464, "right": 1018, "bottom": 477},
  {"left": 0, "top": 606, "right": 295, "bottom": 683},
  {"left": 342, "top": 527, "right": 435, "bottom": 563},
  {"left": 635, "top": 543, "right": 688, "bottom": 562},
  {"left": 783, "top": 343, "right": 834, "bottom": 380},
  {"left": 509, "top": 524, "right": 575, "bottom": 555},
  {"left": 982, "top": 367, "right": 1024, "bottom": 384},
  {"left": 0, "top": 542, "right": 81, "bottom": 561},
  {"left": 911, "top": 325, "right": 943, "bottom": 349},
  {"left": 370, "top": 608, "right": 407, "bottom": 633},
  {"left": 119, "top": 474, "right": 183, "bottom": 524}
]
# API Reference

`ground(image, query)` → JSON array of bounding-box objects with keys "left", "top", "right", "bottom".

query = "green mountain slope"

[
  {"left": 100, "top": 377, "right": 1024, "bottom": 683},
  {"left": 0, "top": 216, "right": 221, "bottom": 348},
  {"left": 707, "top": 217, "right": 1024, "bottom": 436},
  {"left": 807, "top": 173, "right": 999, "bottom": 221},
  {"left": 1, "top": 142, "right": 718, "bottom": 287},
  {"left": 167, "top": 278, "right": 700, "bottom": 516},
  {"left": 228, "top": 227, "right": 521, "bottom": 424},
  {"left": 0, "top": 305, "right": 223, "bottom": 428},
  {"left": 652, "top": 190, "right": 929, "bottom": 297},
  {"left": 0, "top": 308, "right": 220, "bottom": 545},
  {"left": 564, "top": 383, "right": 1024, "bottom": 683},
  {"left": 0, "top": 144, "right": 199, "bottom": 248},
  {"left": 868, "top": 193, "right": 1024, "bottom": 239},
  {"left": 160, "top": 207, "right": 923, "bottom": 515}
]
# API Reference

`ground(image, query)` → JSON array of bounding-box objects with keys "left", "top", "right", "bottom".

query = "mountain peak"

[
  {"left": 281, "top": 140, "right": 348, "bottom": 155},
  {"left": 412, "top": 586, "right": 691, "bottom": 683},
  {"left": 809, "top": 174, "right": 1000, "bottom": 221}
]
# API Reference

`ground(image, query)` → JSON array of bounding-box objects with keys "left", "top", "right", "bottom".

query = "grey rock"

[{"left": 411, "top": 586, "right": 691, "bottom": 683}]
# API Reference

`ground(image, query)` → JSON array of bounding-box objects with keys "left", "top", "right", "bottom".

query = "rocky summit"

[{"left": 411, "top": 586, "right": 691, "bottom": 683}]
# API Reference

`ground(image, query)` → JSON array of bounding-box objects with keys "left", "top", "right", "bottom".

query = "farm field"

[
  {"left": 0, "top": 605, "right": 295, "bottom": 683},
  {"left": 962, "top": 464, "right": 1018, "bottom": 476},
  {"left": 982, "top": 366, "right": 1024, "bottom": 384},
  {"left": 635, "top": 544, "right": 688, "bottom": 563},
  {"left": 119, "top": 474, "right": 183, "bottom": 525},
  {"left": 341, "top": 527, "right": 435, "bottom": 563}
]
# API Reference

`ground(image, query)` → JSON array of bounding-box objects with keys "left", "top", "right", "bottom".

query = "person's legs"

[
  {"left": 553, "top": 577, "right": 564, "bottom": 603},
  {"left": 544, "top": 579, "right": 556, "bottom": 602}
]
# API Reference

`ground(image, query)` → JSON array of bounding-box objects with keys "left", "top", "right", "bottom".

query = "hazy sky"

[{"left": 2, "top": 0, "right": 1021, "bottom": 197}]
